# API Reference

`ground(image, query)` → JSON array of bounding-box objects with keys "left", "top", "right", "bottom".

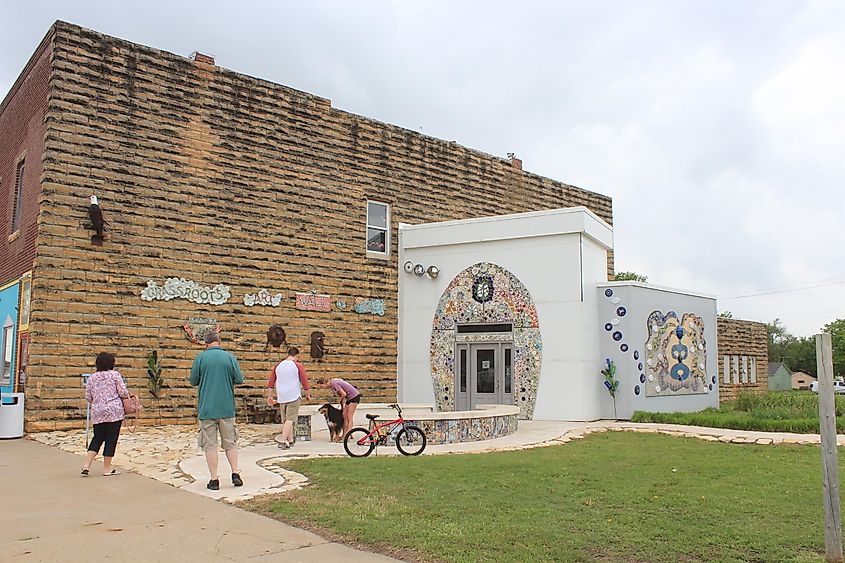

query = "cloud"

[{"left": 2, "top": 0, "right": 842, "bottom": 336}]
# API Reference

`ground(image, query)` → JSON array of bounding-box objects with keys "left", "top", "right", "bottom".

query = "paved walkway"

[{"left": 0, "top": 438, "right": 398, "bottom": 562}]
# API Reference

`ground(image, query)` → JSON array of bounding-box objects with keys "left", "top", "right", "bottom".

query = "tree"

[
  {"left": 766, "top": 319, "right": 816, "bottom": 376},
  {"left": 822, "top": 319, "right": 845, "bottom": 377},
  {"left": 614, "top": 271, "right": 647, "bottom": 282}
]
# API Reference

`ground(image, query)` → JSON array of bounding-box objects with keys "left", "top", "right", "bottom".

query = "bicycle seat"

[{"left": 366, "top": 413, "right": 380, "bottom": 420}]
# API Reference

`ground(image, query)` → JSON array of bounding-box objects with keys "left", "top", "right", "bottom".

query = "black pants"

[{"left": 88, "top": 420, "right": 122, "bottom": 457}]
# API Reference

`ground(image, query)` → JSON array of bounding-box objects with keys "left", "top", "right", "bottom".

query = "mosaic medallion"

[{"left": 471, "top": 275, "right": 494, "bottom": 304}]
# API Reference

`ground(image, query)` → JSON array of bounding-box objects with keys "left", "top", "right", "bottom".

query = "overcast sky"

[{"left": 3, "top": 1, "right": 843, "bottom": 337}]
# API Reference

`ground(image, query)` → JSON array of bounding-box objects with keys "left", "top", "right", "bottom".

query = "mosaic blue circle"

[
  {"left": 616, "top": 306, "right": 627, "bottom": 317},
  {"left": 620, "top": 344, "right": 628, "bottom": 352},
  {"left": 638, "top": 362, "right": 643, "bottom": 371},
  {"left": 633, "top": 350, "right": 639, "bottom": 360},
  {"left": 605, "top": 289, "right": 613, "bottom": 297},
  {"left": 612, "top": 331, "right": 623, "bottom": 341},
  {"left": 634, "top": 385, "right": 641, "bottom": 395},
  {"left": 640, "top": 373, "right": 646, "bottom": 383},
  {"left": 605, "top": 323, "right": 613, "bottom": 331}
]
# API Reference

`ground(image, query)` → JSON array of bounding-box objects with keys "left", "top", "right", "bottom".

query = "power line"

[{"left": 719, "top": 276, "right": 845, "bottom": 300}]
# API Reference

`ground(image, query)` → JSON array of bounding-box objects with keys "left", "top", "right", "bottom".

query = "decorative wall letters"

[
  {"left": 141, "top": 278, "right": 231, "bottom": 305},
  {"left": 354, "top": 299, "right": 385, "bottom": 316},
  {"left": 244, "top": 289, "right": 282, "bottom": 307},
  {"left": 295, "top": 292, "right": 332, "bottom": 312}
]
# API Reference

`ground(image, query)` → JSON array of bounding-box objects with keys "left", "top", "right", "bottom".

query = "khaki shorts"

[
  {"left": 278, "top": 397, "right": 301, "bottom": 424},
  {"left": 198, "top": 417, "right": 239, "bottom": 452}
]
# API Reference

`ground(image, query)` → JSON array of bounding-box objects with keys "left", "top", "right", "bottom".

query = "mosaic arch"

[
  {"left": 430, "top": 262, "right": 542, "bottom": 419},
  {"left": 645, "top": 310, "right": 708, "bottom": 396}
]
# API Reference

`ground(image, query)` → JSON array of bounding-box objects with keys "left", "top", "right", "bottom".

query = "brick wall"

[
  {"left": 24, "top": 22, "right": 614, "bottom": 430},
  {"left": 0, "top": 28, "right": 52, "bottom": 283},
  {"left": 716, "top": 318, "right": 768, "bottom": 402}
]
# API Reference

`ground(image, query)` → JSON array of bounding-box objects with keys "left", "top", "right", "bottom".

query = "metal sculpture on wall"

[
  {"left": 244, "top": 289, "right": 282, "bottom": 307},
  {"left": 183, "top": 317, "right": 219, "bottom": 344},
  {"left": 310, "top": 331, "right": 326, "bottom": 360},
  {"left": 266, "top": 324, "right": 287, "bottom": 348},
  {"left": 354, "top": 299, "right": 385, "bottom": 316},
  {"left": 430, "top": 262, "right": 542, "bottom": 419},
  {"left": 644, "top": 310, "right": 708, "bottom": 396},
  {"left": 141, "top": 278, "right": 231, "bottom": 305}
]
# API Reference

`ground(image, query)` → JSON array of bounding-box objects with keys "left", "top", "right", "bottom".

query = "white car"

[{"left": 810, "top": 381, "right": 845, "bottom": 394}]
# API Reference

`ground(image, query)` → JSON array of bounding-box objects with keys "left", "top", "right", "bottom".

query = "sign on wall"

[
  {"left": 295, "top": 292, "right": 331, "bottom": 312},
  {"left": 141, "top": 278, "right": 231, "bottom": 305},
  {"left": 244, "top": 289, "right": 282, "bottom": 307},
  {"left": 183, "top": 317, "right": 219, "bottom": 344},
  {"left": 18, "top": 273, "right": 31, "bottom": 332}
]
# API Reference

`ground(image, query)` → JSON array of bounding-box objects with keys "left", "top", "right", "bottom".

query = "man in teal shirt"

[{"left": 190, "top": 331, "right": 245, "bottom": 491}]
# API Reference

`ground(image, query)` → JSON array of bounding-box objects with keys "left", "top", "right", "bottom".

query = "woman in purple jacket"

[
  {"left": 81, "top": 352, "right": 129, "bottom": 476},
  {"left": 317, "top": 377, "right": 361, "bottom": 441}
]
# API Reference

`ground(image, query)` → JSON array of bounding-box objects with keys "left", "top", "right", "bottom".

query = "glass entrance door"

[
  {"left": 473, "top": 346, "right": 497, "bottom": 405},
  {"left": 454, "top": 342, "right": 514, "bottom": 410}
]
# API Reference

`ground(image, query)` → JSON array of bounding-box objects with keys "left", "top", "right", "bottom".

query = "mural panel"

[
  {"left": 645, "top": 310, "right": 708, "bottom": 396},
  {"left": 430, "top": 262, "right": 541, "bottom": 418}
]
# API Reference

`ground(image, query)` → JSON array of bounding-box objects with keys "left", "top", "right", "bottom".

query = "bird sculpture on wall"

[{"left": 88, "top": 195, "right": 106, "bottom": 245}]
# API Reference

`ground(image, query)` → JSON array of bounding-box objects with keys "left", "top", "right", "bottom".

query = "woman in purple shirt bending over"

[{"left": 317, "top": 378, "right": 361, "bottom": 441}]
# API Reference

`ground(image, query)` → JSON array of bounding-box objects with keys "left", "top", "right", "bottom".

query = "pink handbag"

[{"left": 122, "top": 393, "right": 141, "bottom": 415}]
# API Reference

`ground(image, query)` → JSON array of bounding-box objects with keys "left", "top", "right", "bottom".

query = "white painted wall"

[
  {"left": 596, "top": 282, "right": 719, "bottom": 419},
  {"left": 398, "top": 207, "right": 612, "bottom": 421}
]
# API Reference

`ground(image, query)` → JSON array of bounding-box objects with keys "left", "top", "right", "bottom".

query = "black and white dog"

[{"left": 318, "top": 403, "right": 345, "bottom": 442}]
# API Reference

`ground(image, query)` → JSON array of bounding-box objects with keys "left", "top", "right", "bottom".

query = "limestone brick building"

[{"left": 1, "top": 22, "right": 615, "bottom": 430}]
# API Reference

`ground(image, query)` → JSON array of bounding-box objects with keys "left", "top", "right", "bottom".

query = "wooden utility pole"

[{"left": 817, "top": 332, "right": 842, "bottom": 563}]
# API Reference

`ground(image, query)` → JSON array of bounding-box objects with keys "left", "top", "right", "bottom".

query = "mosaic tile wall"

[
  {"left": 645, "top": 311, "right": 709, "bottom": 396},
  {"left": 430, "top": 262, "right": 542, "bottom": 419},
  {"left": 404, "top": 414, "right": 519, "bottom": 444}
]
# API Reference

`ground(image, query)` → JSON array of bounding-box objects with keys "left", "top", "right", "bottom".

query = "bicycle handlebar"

[{"left": 388, "top": 403, "right": 403, "bottom": 415}]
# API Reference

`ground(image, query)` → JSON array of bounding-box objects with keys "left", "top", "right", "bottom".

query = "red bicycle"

[{"left": 343, "top": 403, "right": 427, "bottom": 457}]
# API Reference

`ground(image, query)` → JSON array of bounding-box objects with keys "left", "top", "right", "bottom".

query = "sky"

[{"left": 2, "top": 1, "right": 843, "bottom": 337}]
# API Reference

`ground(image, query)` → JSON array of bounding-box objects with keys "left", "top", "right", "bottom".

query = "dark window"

[
  {"left": 366, "top": 201, "right": 389, "bottom": 255},
  {"left": 505, "top": 348, "right": 512, "bottom": 394},
  {"left": 456, "top": 323, "right": 513, "bottom": 334},
  {"left": 459, "top": 349, "right": 467, "bottom": 393},
  {"left": 11, "top": 160, "right": 25, "bottom": 232}
]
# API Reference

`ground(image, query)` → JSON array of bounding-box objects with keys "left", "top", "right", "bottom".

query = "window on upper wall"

[
  {"left": 366, "top": 200, "right": 389, "bottom": 257},
  {"left": 11, "top": 159, "right": 25, "bottom": 232}
]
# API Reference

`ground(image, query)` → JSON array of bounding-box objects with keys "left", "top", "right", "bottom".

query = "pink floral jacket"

[{"left": 85, "top": 370, "right": 129, "bottom": 424}]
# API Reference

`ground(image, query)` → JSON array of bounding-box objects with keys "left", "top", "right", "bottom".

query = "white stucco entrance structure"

[{"left": 397, "top": 207, "right": 719, "bottom": 421}]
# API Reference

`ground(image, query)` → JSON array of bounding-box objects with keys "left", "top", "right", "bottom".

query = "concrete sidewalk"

[{"left": 0, "top": 439, "right": 398, "bottom": 562}]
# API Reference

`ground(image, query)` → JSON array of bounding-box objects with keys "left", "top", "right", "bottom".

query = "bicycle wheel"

[
  {"left": 344, "top": 427, "right": 375, "bottom": 458},
  {"left": 395, "top": 425, "right": 427, "bottom": 456}
]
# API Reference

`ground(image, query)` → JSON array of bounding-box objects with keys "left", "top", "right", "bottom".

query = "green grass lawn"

[
  {"left": 243, "top": 432, "right": 837, "bottom": 562},
  {"left": 633, "top": 390, "right": 845, "bottom": 433}
]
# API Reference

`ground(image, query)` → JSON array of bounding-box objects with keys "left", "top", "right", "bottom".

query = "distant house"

[
  {"left": 791, "top": 371, "right": 816, "bottom": 390},
  {"left": 768, "top": 362, "right": 792, "bottom": 391}
]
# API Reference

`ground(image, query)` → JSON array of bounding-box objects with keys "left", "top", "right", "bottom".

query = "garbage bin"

[{"left": 0, "top": 393, "right": 24, "bottom": 439}]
